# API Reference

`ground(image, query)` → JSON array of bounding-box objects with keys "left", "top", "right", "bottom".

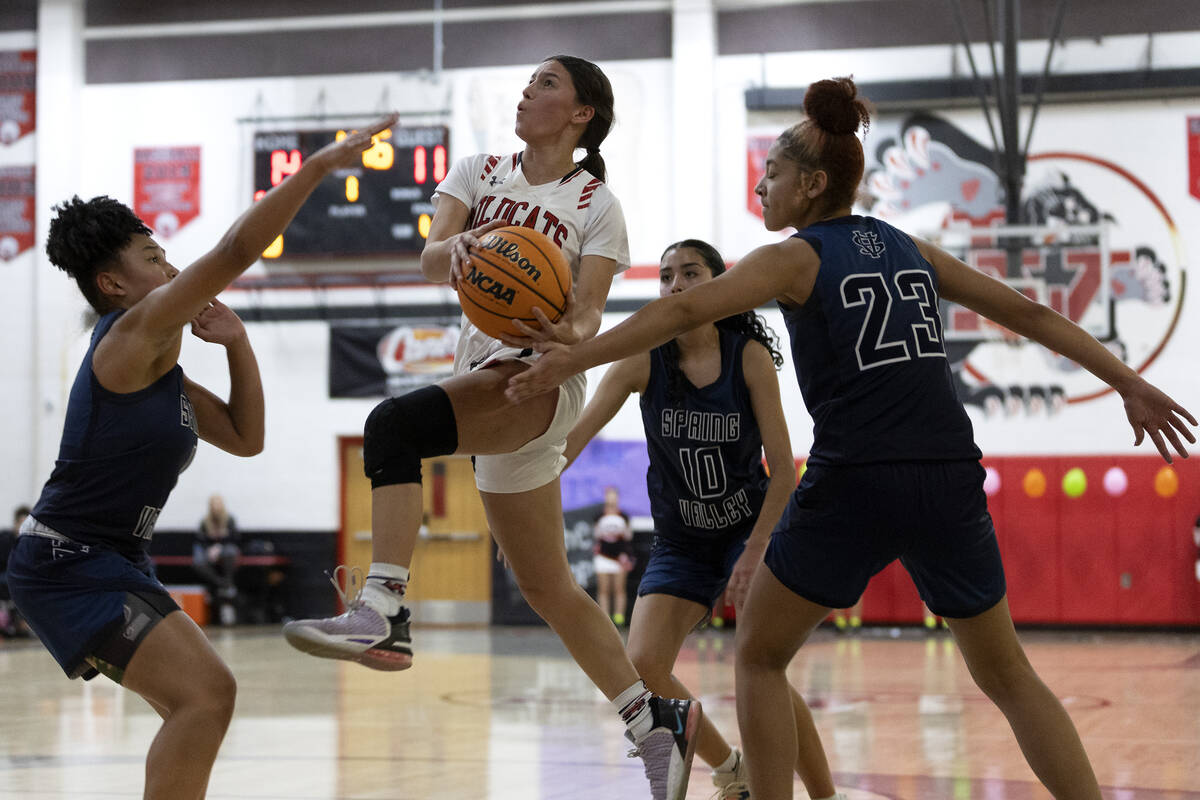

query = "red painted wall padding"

[{"left": 752, "top": 456, "right": 1200, "bottom": 627}]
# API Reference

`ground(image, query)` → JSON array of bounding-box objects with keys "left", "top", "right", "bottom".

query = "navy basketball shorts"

[
  {"left": 638, "top": 531, "right": 748, "bottom": 609},
  {"left": 7, "top": 534, "right": 180, "bottom": 681},
  {"left": 764, "top": 460, "right": 1006, "bottom": 618}
]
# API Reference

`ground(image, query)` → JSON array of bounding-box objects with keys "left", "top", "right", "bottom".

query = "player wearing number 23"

[{"left": 507, "top": 76, "right": 1195, "bottom": 800}]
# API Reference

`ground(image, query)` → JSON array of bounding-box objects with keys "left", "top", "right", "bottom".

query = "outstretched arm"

[
  {"left": 185, "top": 300, "right": 264, "bottom": 457},
  {"left": 135, "top": 114, "right": 400, "bottom": 337},
  {"left": 506, "top": 238, "right": 818, "bottom": 402},
  {"left": 919, "top": 237, "right": 1196, "bottom": 462}
]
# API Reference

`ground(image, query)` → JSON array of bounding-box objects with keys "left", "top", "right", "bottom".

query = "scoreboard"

[{"left": 252, "top": 124, "right": 449, "bottom": 258}]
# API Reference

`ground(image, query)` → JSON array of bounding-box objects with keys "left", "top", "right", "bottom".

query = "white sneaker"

[
  {"left": 282, "top": 566, "right": 413, "bottom": 671},
  {"left": 627, "top": 696, "right": 702, "bottom": 800},
  {"left": 711, "top": 747, "right": 750, "bottom": 799}
]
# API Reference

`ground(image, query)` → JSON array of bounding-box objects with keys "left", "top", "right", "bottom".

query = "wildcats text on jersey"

[
  {"left": 468, "top": 196, "right": 568, "bottom": 247},
  {"left": 660, "top": 409, "right": 742, "bottom": 442}
]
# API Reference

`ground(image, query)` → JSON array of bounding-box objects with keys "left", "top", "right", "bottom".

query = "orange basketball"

[{"left": 457, "top": 226, "right": 572, "bottom": 341}]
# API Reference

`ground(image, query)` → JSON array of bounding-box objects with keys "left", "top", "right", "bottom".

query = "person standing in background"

[{"left": 593, "top": 486, "right": 633, "bottom": 626}]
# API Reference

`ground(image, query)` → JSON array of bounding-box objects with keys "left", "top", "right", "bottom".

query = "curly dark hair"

[
  {"left": 776, "top": 76, "right": 872, "bottom": 219},
  {"left": 45, "top": 195, "right": 151, "bottom": 313},
  {"left": 658, "top": 239, "right": 784, "bottom": 404}
]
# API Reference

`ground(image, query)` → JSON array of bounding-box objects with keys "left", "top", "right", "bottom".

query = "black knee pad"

[{"left": 363, "top": 384, "right": 459, "bottom": 488}]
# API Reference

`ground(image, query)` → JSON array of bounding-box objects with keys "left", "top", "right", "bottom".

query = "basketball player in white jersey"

[{"left": 285, "top": 56, "right": 699, "bottom": 800}]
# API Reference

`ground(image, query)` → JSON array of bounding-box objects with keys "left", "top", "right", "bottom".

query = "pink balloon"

[
  {"left": 1103, "top": 466, "right": 1128, "bottom": 497},
  {"left": 982, "top": 466, "right": 1001, "bottom": 496}
]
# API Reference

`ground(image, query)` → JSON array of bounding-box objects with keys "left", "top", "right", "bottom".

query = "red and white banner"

[
  {"left": 745, "top": 133, "right": 774, "bottom": 220},
  {"left": 1189, "top": 116, "right": 1200, "bottom": 203},
  {"left": 134, "top": 146, "right": 201, "bottom": 238},
  {"left": 0, "top": 50, "right": 35, "bottom": 146},
  {"left": 0, "top": 165, "right": 35, "bottom": 260}
]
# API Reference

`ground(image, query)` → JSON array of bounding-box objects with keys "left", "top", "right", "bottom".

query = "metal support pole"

[{"left": 1000, "top": 0, "right": 1024, "bottom": 227}]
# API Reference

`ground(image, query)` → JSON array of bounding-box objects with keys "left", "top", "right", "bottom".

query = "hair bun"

[{"left": 803, "top": 77, "right": 870, "bottom": 136}]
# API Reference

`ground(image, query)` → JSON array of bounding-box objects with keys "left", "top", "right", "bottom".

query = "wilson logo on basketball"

[{"left": 479, "top": 233, "right": 543, "bottom": 281}]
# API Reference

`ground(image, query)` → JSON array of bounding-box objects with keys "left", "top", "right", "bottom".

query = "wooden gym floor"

[{"left": 0, "top": 623, "right": 1197, "bottom": 798}]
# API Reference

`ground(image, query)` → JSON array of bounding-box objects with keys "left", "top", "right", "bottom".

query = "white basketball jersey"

[
  {"left": 433, "top": 152, "right": 630, "bottom": 280},
  {"left": 435, "top": 152, "right": 631, "bottom": 372}
]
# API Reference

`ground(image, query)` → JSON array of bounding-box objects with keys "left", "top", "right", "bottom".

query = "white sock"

[
  {"left": 368, "top": 562, "right": 409, "bottom": 582},
  {"left": 812, "top": 794, "right": 844, "bottom": 800},
  {"left": 614, "top": 681, "right": 654, "bottom": 740},
  {"left": 713, "top": 749, "right": 738, "bottom": 773},
  {"left": 362, "top": 562, "right": 408, "bottom": 615}
]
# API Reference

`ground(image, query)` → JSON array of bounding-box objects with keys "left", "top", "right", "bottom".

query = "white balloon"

[{"left": 1103, "top": 466, "right": 1128, "bottom": 497}]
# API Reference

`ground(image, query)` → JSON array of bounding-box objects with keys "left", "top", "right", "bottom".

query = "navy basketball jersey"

[
  {"left": 640, "top": 330, "right": 769, "bottom": 544},
  {"left": 32, "top": 311, "right": 198, "bottom": 556},
  {"left": 780, "top": 215, "right": 980, "bottom": 465}
]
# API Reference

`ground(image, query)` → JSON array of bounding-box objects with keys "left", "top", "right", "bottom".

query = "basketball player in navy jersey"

[
  {"left": 507, "top": 77, "right": 1196, "bottom": 800},
  {"left": 564, "top": 239, "right": 845, "bottom": 800},
  {"left": 7, "top": 115, "right": 395, "bottom": 800},
  {"left": 284, "top": 57, "right": 698, "bottom": 800}
]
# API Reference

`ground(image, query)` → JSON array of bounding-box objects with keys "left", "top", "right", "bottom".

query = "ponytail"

[
  {"left": 548, "top": 54, "right": 615, "bottom": 182},
  {"left": 579, "top": 145, "right": 606, "bottom": 181}
]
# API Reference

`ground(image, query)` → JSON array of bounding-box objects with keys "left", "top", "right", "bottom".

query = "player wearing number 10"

[{"left": 507, "top": 77, "right": 1197, "bottom": 800}]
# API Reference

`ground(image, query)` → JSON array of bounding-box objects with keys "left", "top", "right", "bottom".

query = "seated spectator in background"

[
  {"left": 195, "top": 494, "right": 240, "bottom": 625},
  {"left": 0, "top": 505, "right": 31, "bottom": 637}
]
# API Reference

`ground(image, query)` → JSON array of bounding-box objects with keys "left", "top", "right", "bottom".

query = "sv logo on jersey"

[
  {"left": 853, "top": 231, "right": 887, "bottom": 258},
  {"left": 464, "top": 264, "right": 517, "bottom": 305}
]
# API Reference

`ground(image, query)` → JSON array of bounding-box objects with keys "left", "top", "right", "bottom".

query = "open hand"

[
  {"left": 501, "top": 293, "right": 579, "bottom": 349},
  {"left": 726, "top": 536, "right": 767, "bottom": 611},
  {"left": 190, "top": 299, "right": 246, "bottom": 346},
  {"left": 309, "top": 112, "right": 401, "bottom": 172},
  {"left": 1121, "top": 377, "right": 1196, "bottom": 463},
  {"left": 505, "top": 344, "right": 577, "bottom": 403},
  {"left": 449, "top": 219, "right": 510, "bottom": 289}
]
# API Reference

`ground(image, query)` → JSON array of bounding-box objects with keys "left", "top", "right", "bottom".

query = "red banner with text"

[
  {"left": 0, "top": 50, "right": 35, "bottom": 146},
  {"left": 746, "top": 133, "right": 774, "bottom": 220},
  {"left": 134, "top": 146, "right": 201, "bottom": 238},
  {"left": 0, "top": 165, "right": 35, "bottom": 259}
]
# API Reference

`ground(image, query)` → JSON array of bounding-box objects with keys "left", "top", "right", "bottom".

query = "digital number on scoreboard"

[{"left": 252, "top": 125, "right": 449, "bottom": 258}]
